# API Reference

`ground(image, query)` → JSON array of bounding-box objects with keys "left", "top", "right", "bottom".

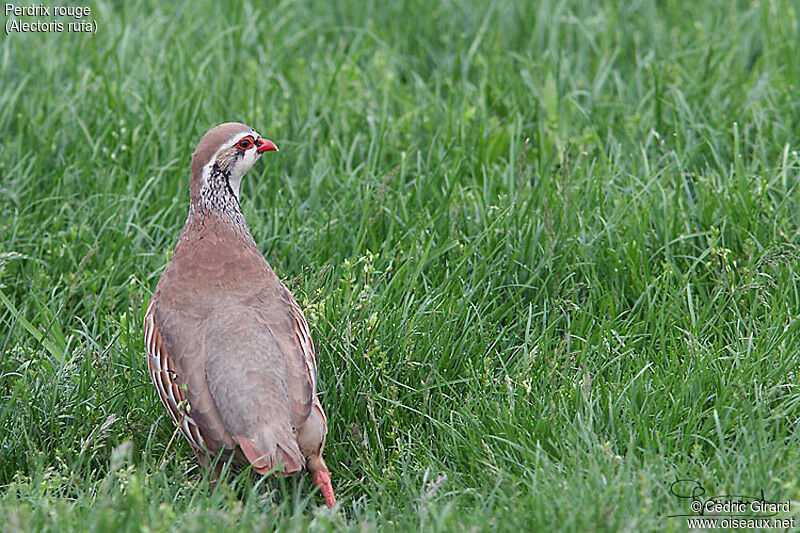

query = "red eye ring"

[{"left": 236, "top": 136, "right": 255, "bottom": 150}]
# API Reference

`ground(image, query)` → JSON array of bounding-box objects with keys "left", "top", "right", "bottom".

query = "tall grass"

[{"left": 1, "top": 0, "right": 799, "bottom": 530}]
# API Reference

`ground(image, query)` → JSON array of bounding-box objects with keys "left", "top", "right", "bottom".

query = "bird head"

[{"left": 190, "top": 122, "right": 278, "bottom": 204}]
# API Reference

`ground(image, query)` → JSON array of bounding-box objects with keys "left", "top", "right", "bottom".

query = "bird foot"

[{"left": 312, "top": 470, "right": 336, "bottom": 507}]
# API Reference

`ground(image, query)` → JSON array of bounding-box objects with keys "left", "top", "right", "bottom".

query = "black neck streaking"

[{"left": 192, "top": 162, "right": 247, "bottom": 229}]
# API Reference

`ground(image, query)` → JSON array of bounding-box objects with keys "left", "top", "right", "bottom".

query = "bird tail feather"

[{"left": 235, "top": 427, "right": 304, "bottom": 475}]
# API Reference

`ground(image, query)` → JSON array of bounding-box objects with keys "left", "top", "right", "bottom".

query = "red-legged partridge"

[{"left": 144, "top": 122, "right": 335, "bottom": 506}]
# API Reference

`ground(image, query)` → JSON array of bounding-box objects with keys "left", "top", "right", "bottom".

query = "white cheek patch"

[
  {"left": 228, "top": 142, "right": 260, "bottom": 198},
  {"left": 202, "top": 129, "right": 262, "bottom": 200}
]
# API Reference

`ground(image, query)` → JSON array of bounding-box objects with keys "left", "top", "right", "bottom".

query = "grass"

[{"left": 1, "top": 0, "right": 799, "bottom": 530}]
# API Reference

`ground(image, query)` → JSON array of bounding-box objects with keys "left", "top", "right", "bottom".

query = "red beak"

[{"left": 256, "top": 138, "right": 278, "bottom": 153}]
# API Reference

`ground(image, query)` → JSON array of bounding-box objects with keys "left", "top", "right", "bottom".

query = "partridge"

[{"left": 144, "top": 122, "right": 335, "bottom": 506}]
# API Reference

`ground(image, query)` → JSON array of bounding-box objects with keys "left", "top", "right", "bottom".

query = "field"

[{"left": 1, "top": 0, "right": 799, "bottom": 530}]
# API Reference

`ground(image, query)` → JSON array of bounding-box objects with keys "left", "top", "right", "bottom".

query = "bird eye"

[{"left": 236, "top": 137, "right": 254, "bottom": 150}]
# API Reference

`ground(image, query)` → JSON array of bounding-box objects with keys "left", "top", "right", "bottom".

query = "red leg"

[{"left": 312, "top": 470, "right": 336, "bottom": 507}]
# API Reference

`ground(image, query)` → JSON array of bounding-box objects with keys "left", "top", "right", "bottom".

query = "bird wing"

[
  {"left": 287, "top": 293, "right": 317, "bottom": 388},
  {"left": 284, "top": 288, "right": 329, "bottom": 458},
  {"left": 285, "top": 289, "right": 318, "bottom": 418},
  {"left": 144, "top": 299, "right": 209, "bottom": 452}
]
